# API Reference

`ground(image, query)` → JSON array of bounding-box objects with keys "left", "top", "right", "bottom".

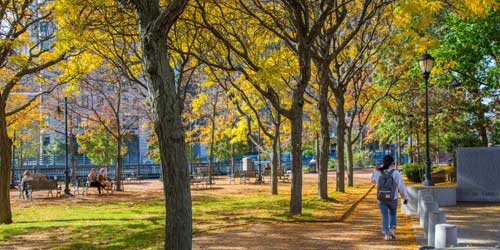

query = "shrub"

[{"left": 402, "top": 163, "right": 424, "bottom": 183}]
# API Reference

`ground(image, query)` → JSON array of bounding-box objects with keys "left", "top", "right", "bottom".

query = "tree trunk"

[
  {"left": 288, "top": 40, "right": 311, "bottom": 214},
  {"left": 231, "top": 144, "right": 235, "bottom": 176},
  {"left": 0, "top": 106, "right": 13, "bottom": 224},
  {"left": 208, "top": 91, "right": 218, "bottom": 184},
  {"left": 416, "top": 130, "right": 421, "bottom": 164},
  {"left": 115, "top": 139, "right": 123, "bottom": 191},
  {"left": 208, "top": 119, "right": 215, "bottom": 184},
  {"left": 289, "top": 110, "right": 303, "bottom": 215},
  {"left": 475, "top": 100, "right": 488, "bottom": 146},
  {"left": 409, "top": 121, "right": 414, "bottom": 163},
  {"left": 396, "top": 134, "right": 401, "bottom": 168},
  {"left": 318, "top": 67, "right": 329, "bottom": 199},
  {"left": 346, "top": 127, "right": 354, "bottom": 187},
  {"left": 135, "top": 2, "right": 192, "bottom": 248},
  {"left": 334, "top": 91, "right": 346, "bottom": 192},
  {"left": 270, "top": 122, "right": 279, "bottom": 195},
  {"left": 277, "top": 130, "right": 282, "bottom": 170}
]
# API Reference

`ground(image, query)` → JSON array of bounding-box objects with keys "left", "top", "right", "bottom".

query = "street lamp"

[
  {"left": 419, "top": 53, "right": 434, "bottom": 186},
  {"left": 58, "top": 97, "right": 72, "bottom": 195}
]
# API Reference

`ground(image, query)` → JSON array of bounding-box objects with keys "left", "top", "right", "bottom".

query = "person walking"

[
  {"left": 371, "top": 155, "right": 408, "bottom": 240},
  {"left": 20, "top": 170, "right": 32, "bottom": 198}
]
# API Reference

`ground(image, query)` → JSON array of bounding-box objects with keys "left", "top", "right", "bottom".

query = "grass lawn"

[{"left": 0, "top": 173, "right": 373, "bottom": 249}]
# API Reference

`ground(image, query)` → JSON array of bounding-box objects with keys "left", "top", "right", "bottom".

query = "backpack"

[{"left": 377, "top": 169, "right": 396, "bottom": 202}]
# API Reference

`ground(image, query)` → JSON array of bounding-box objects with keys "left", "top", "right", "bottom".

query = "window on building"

[
  {"left": 124, "top": 115, "right": 139, "bottom": 130},
  {"left": 39, "top": 21, "right": 48, "bottom": 34},
  {"left": 41, "top": 40, "right": 50, "bottom": 51},
  {"left": 43, "top": 136, "right": 51, "bottom": 146},
  {"left": 80, "top": 95, "right": 89, "bottom": 108}
]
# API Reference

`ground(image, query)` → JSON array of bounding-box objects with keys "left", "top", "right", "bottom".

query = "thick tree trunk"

[
  {"left": 346, "top": 128, "right": 354, "bottom": 187},
  {"left": 287, "top": 29, "right": 312, "bottom": 215},
  {"left": 318, "top": 67, "right": 329, "bottom": 199},
  {"left": 0, "top": 106, "right": 13, "bottom": 224},
  {"left": 135, "top": 2, "right": 192, "bottom": 248},
  {"left": 115, "top": 140, "right": 123, "bottom": 191},
  {"left": 270, "top": 122, "right": 279, "bottom": 195},
  {"left": 334, "top": 91, "right": 346, "bottom": 192},
  {"left": 288, "top": 41, "right": 311, "bottom": 214},
  {"left": 289, "top": 110, "right": 303, "bottom": 215}
]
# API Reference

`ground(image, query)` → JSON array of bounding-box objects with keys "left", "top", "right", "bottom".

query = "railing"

[
  {"left": 10, "top": 159, "right": 302, "bottom": 186},
  {"left": 11, "top": 164, "right": 161, "bottom": 185},
  {"left": 17, "top": 155, "right": 145, "bottom": 168}
]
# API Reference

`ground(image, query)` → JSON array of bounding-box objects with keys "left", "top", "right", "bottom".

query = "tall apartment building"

[{"left": 22, "top": 0, "right": 153, "bottom": 166}]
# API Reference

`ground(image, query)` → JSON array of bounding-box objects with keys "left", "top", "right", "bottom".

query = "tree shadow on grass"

[
  {"left": 1, "top": 221, "right": 165, "bottom": 250},
  {"left": 56, "top": 225, "right": 164, "bottom": 250},
  {"left": 13, "top": 217, "right": 163, "bottom": 224}
]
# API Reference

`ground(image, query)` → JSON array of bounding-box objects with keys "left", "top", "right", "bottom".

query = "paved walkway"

[
  {"left": 193, "top": 188, "right": 417, "bottom": 250},
  {"left": 442, "top": 203, "right": 500, "bottom": 247}
]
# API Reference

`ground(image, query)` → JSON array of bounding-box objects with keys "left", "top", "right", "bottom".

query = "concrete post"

[
  {"left": 419, "top": 195, "right": 434, "bottom": 227},
  {"left": 417, "top": 190, "right": 431, "bottom": 214},
  {"left": 435, "top": 224, "right": 458, "bottom": 248},
  {"left": 422, "top": 201, "right": 439, "bottom": 238},
  {"left": 428, "top": 210, "right": 446, "bottom": 246}
]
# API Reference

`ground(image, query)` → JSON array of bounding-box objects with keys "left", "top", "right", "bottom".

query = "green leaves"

[
  {"left": 76, "top": 126, "right": 127, "bottom": 166},
  {"left": 45, "top": 138, "right": 66, "bottom": 156}
]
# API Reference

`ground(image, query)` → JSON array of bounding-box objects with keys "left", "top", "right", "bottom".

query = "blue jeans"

[{"left": 378, "top": 199, "right": 398, "bottom": 234}]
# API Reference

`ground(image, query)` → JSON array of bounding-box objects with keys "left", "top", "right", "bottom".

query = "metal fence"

[
  {"left": 10, "top": 157, "right": 297, "bottom": 186},
  {"left": 18, "top": 155, "right": 143, "bottom": 168},
  {"left": 11, "top": 164, "right": 162, "bottom": 185}
]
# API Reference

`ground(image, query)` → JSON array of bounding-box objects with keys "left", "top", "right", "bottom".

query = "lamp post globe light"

[{"left": 419, "top": 53, "right": 434, "bottom": 187}]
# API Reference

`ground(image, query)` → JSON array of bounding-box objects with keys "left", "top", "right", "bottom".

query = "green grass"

[
  {"left": 0, "top": 183, "right": 368, "bottom": 249},
  {"left": 1, "top": 201, "right": 165, "bottom": 249}
]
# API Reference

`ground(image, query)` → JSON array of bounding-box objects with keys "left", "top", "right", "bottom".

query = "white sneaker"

[
  {"left": 389, "top": 228, "right": 396, "bottom": 239},
  {"left": 384, "top": 234, "right": 391, "bottom": 241}
]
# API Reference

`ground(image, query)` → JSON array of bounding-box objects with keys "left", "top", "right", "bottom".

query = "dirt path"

[{"left": 193, "top": 187, "right": 417, "bottom": 250}]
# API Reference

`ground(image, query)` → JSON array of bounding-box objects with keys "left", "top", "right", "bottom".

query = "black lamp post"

[
  {"left": 419, "top": 53, "right": 434, "bottom": 186},
  {"left": 58, "top": 97, "right": 72, "bottom": 195}
]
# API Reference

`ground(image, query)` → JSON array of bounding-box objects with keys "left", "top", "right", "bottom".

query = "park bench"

[
  {"left": 125, "top": 175, "right": 143, "bottom": 184},
  {"left": 73, "top": 178, "right": 89, "bottom": 195},
  {"left": 190, "top": 175, "right": 210, "bottom": 189},
  {"left": 228, "top": 172, "right": 238, "bottom": 184},
  {"left": 18, "top": 174, "right": 61, "bottom": 200},
  {"left": 277, "top": 169, "right": 291, "bottom": 183},
  {"left": 77, "top": 178, "right": 114, "bottom": 195},
  {"left": 239, "top": 170, "right": 256, "bottom": 184}
]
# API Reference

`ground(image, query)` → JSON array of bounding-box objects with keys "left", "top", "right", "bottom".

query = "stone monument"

[{"left": 457, "top": 147, "right": 500, "bottom": 202}]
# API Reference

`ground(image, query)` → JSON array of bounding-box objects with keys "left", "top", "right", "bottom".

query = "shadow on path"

[{"left": 193, "top": 188, "right": 417, "bottom": 250}]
